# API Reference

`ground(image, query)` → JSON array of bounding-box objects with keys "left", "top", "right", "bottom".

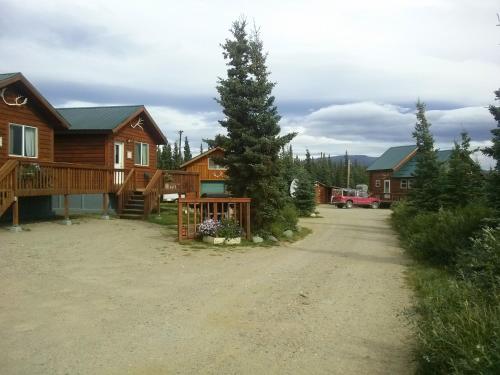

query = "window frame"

[
  {"left": 208, "top": 157, "right": 226, "bottom": 170},
  {"left": 400, "top": 179, "right": 408, "bottom": 189},
  {"left": 407, "top": 179, "right": 413, "bottom": 189},
  {"left": 134, "top": 142, "right": 149, "bottom": 167},
  {"left": 375, "top": 179, "right": 381, "bottom": 188},
  {"left": 8, "top": 123, "right": 38, "bottom": 159}
]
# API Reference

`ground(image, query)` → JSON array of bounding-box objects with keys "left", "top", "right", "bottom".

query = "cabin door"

[
  {"left": 383, "top": 180, "right": 391, "bottom": 198},
  {"left": 114, "top": 142, "right": 125, "bottom": 184}
]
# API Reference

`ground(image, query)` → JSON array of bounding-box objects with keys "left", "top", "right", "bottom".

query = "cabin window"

[
  {"left": 9, "top": 124, "right": 37, "bottom": 158},
  {"left": 400, "top": 179, "right": 408, "bottom": 189},
  {"left": 134, "top": 142, "right": 149, "bottom": 166},
  {"left": 408, "top": 179, "right": 413, "bottom": 189},
  {"left": 375, "top": 179, "right": 381, "bottom": 188},
  {"left": 208, "top": 157, "right": 226, "bottom": 170}
]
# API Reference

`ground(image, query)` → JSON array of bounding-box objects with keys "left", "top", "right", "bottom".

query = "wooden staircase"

[{"left": 119, "top": 191, "right": 145, "bottom": 219}]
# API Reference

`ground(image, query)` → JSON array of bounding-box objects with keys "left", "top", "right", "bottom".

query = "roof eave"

[{"left": 112, "top": 106, "right": 167, "bottom": 145}]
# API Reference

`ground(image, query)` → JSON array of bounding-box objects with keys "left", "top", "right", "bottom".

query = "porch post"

[
  {"left": 101, "top": 193, "right": 110, "bottom": 220},
  {"left": 9, "top": 197, "right": 22, "bottom": 232},
  {"left": 177, "top": 200, "right": 183, "bottom": 242},
  {"left": 62, "top": 194, "right": 71, "bottom": 225},
  {"left": 246, "top": 201, "right": 251, "bottom": 240},
  {"left": 157, "top": 194, "right": 161, "bottom": 218}
]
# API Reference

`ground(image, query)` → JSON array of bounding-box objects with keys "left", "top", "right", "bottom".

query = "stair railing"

[
  {"left": 116, "top": 169, "right": 136, "bottom": 215},
  {"left": 143, "top": 169, "right": 164, "bottom": 218},
  {"left": 0, "top": 160, "right": 19, "bottom": 218}
]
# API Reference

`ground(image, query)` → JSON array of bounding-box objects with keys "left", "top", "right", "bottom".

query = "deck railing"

[
  {"left": 165, "top": 170, "right": 199, "bottom": 196},
  {"left": 177, "top": 197, "right": 251, "bottom": 241},
  {"left": 16, "top": 161, "right": 115, "bottom": 196},
  {"left": 143, "top": 169, "right": 164, "bottom": 218}
]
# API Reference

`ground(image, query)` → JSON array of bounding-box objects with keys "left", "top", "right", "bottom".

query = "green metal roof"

[
  {"left": 0, "top": 72, "right": 20, "bottom": 83},
  {"left": 366, "top": 145, "right": 416, "bottom": 171},
  {"left": 56, "top": 105, "right": 143, "bottom": 131},
  {"left": 393, "top": 149, "right": 453, "bottom": 178}
]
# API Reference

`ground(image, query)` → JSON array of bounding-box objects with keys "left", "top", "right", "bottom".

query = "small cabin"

[
  {"left": 315, "top": 182, "right": 331, "bottom": 204},
  {"left": 180, "top": 147, "right": 227, "bottom": 196},
  {"left": 367, "top": 145, "right": 452, "bottom": 202},
  {"left": 52, "top": 106, "right": 167, "bottom": 213},
  {"left": 0, "top": 73, "right": 72, "bottom": 219}
]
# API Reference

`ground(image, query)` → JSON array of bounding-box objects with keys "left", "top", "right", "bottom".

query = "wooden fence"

[{"left": 177, "top": 197, "right": 251, "bottom": 241}]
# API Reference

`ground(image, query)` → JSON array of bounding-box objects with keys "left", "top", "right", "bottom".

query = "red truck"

[{"left": 330, "top": 188, "right": 380, "bottom": 209}]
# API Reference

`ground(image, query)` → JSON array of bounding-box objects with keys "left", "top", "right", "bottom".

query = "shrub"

[
  {"left": 456, "top": 226, "right": 500, "bottom": 293},
  {"left": 409, "top": 267, "right": 500, "bottom": 375},
  {"left": 217, "top": 218, "right": 243, "bottom": 239},
  {"left": 393, "top": 203, "right": 492, "bottom": 266}
]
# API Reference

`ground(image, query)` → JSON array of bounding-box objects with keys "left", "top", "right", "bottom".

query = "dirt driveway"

[{"left": 0, "top": 206, "right": 413, "bottom": 374}]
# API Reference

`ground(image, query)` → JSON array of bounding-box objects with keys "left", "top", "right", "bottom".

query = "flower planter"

[{"left": 203, "top": 236, "right": 241, "bottom": 245}]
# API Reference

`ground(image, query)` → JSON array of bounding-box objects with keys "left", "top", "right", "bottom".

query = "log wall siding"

[
  {"left": 0, "top": 85, "right": 55, "bottom": 166},
  {"left": 108, "top": 114, "right": 158, "bottom": 189},
  {"left": 54, "top": 134, "right": 106, "bottom": 165},
  {"left": 315, "top": 184, "right": 331, "bottom": 204},
  {"left": 183, "top": 149, "right": 226, "bottom": 181},
  {"left": 368, "top": 170, "right": 413, "bottom": 200}
]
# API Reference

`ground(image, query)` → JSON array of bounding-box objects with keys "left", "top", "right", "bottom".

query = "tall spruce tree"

[
  {"left": 443, "top": 132, "right": 483, "bottom": 208},
  {"left": 410, "top": 100, "right": 442, "bottom": 211},
  {"left": 484, "top": 89, "right": 500, "bottom": 213},
  {"left": 304, "top": 149, "right": 312, "bottom": 174},
  {"left": 216, "top": 18, "right": 295, "bottom": 231},
  {"left": 183, "top": 136, "right": 192, "bottom": 161}
]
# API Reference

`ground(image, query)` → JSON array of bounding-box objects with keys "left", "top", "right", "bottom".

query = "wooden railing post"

[
  {"left": 246, "top": 202, "right": 251, "bottom": 240},
  {"left": 102, "top": 193, "right": 110, "bottom": 220},
  {"left": 63, "top": 194, "right": 71, "bottom": 225},
  {"left": 178, "top": 200, "right": 183, "bottom": 242}
]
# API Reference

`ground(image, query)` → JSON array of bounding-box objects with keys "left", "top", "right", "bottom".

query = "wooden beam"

[
  {"left": 12, "top": 198, "right": 19, "bottom": 227},
  {"left": 246, "top": 202, "right": 251, "bottom": 239},
  {"left": 102, "top": 193, "right": 109, "bottom": 219},
  {"left": 177, "top": 200, "right": 183, "bottom": 242}
]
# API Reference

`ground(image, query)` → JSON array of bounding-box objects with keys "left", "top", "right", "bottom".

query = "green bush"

[
  {"left": 457, "top": 226, "right": 500, "bottom": 293},
  {"left": 409, "top": 267, "right": 500, "bottom": 375},
  {"left": 264, "top": 203, "right": 298, "bottom": 238},
  {"left": 393, "top": 203, "right": 492, "bottom": 266}
]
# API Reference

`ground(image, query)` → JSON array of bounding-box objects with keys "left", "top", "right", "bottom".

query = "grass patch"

[
  {"left": 407, "top": 265, "right": 500, "bottom": 374},
  {"left": 148, "top": 202, "right": 178, "bottom": 227}
]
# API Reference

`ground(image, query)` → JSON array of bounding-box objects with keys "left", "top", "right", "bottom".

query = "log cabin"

[
  {"left": 367, "top": 145, "right": 452, "bottom": 203},
  {"left": 314, "top": 181, "right": 331, "bottom": 204},
  {"left": 52, "top": 105, "right": 167, "bottom": 215},
  {"left": 180, "top": 147, "right": 227, "bottom": 196},
  {"left": 0, "top": 72, "right": 168, "bottom": 226}
]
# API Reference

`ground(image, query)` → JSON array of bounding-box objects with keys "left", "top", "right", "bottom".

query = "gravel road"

[{"left": 0, "top": 206, "right": 413, "bottom": 374}]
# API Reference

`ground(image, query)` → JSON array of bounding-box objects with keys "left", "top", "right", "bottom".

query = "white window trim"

[
  {"left": 208, "top": 157, "right": 226, "bottom": 170},
  {"left": 8, "top": 123, "right": 38, "bottom": 159},
  {"left": 134, "top": 142, "right": 149, "bottom": 167},
  {"left": 408, "top": 179, "right": 413, "bottom": 189},
  {"left": 400, "top": 179, "right": 408, "bottom": 189},
  {"left": 384, "top": 180, "right": 391, "bottom": 194},
  {"left": 375, "top": 179, "right": 381, "bottom": 188}
]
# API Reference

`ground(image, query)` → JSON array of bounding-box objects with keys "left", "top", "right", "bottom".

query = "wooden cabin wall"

[
  {"left": 109, "top": 115, "right": 158, "bottom": 189},
  {"left": 0, "top": 83, "right": 54, "bottom": 166},
  {"left": 183, "top": 149, "right": 226, "bottom": 181},
  {"left": 54, "top": 134, "right": 106, "bottom": 165}
]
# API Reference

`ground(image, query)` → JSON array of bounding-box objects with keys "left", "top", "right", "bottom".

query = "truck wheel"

[
  {"left": 371, "top": 202, "right": 379, "bottom": 209},
  {"left": 345, "top": 200, "right": 353, "bottom": 209}
]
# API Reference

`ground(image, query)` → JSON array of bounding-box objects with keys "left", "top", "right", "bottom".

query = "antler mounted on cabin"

[
  {"left": 131, "top": 117, "right": 144, "bottom": 131},
  {"left": 0, "top": 88, "right": 28, "bottom": 106}
]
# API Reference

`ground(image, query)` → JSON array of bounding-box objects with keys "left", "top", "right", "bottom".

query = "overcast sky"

[{"left": 1, "top": 0, "right": 498, "bottom": 166}]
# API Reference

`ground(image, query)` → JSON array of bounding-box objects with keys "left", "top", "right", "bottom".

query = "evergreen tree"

[
  {"left": 203, "top": 134, "right": 230, "bottom": 149},
  {"left": 183, "top": 136, "right": 192, "bottom": 161},
  {"left": 483, "top": 89, "right": 500, "bottom": 213},
  {"left": 304, "top": 149, "right": 312, "bottom": 174},
  {"left": 216, "top": 18, "right": 295, "bottom": 231},
  {"left": 164, "top": 142, "right": 173, "bottom": 170},
  {"left": 200, "top": 143, "right": 204, "bottom": 155},
  {"left": 293, "top": 167, "right": 316, "bottom": 216},
  {"left": 443, "top": 132, "right": 483, "bottom": 208},
  {"left": 409, "top": 100, "right": 442, "bottom": 211},
  {"left": 172, "top": 142, "right": 181, "bottom": 169}
]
